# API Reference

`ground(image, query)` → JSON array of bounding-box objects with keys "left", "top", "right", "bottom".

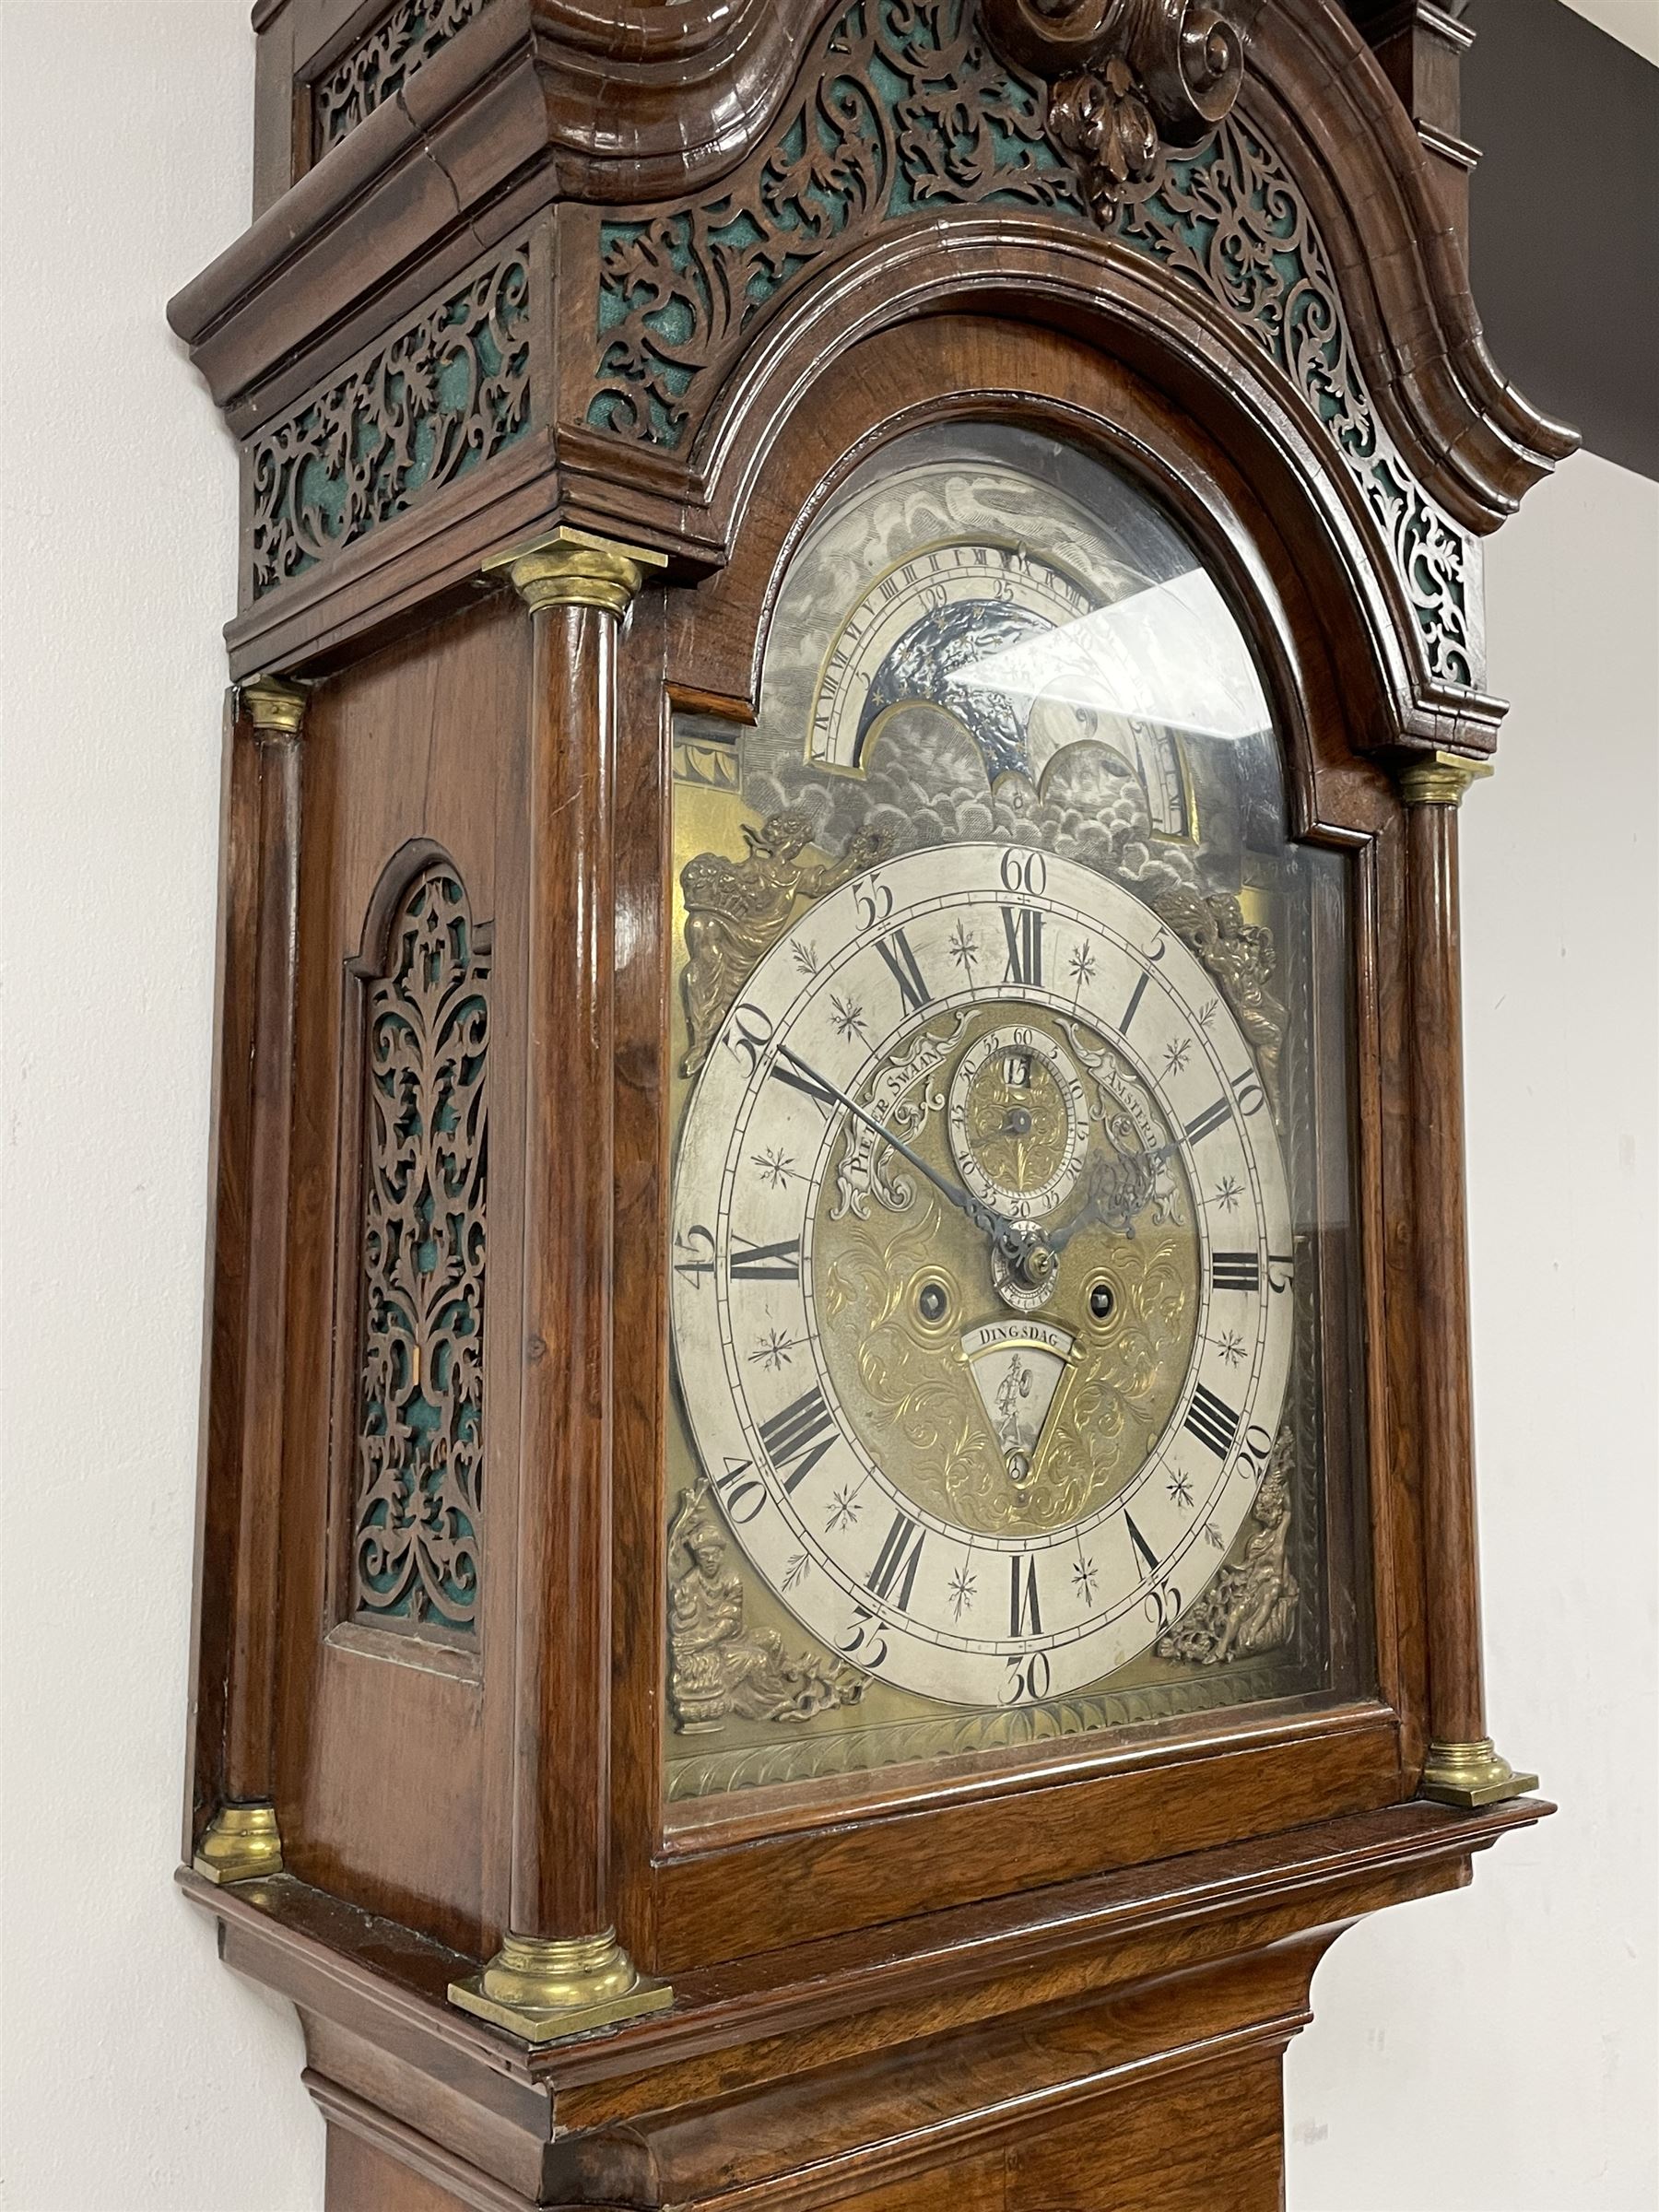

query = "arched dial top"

[{"left": 670, "top": 842, "right": 1293, "bottom": 1709}]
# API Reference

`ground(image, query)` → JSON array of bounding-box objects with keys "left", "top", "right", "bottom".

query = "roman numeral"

[
  {"left": 1183, "top": 1381, "right": 1240, "bottom": 1459},
  {"left": 1185, "top": 1096, "right": 1231, "bottom": 1145},
  {"left": 1125, "top": 1512, "right": 1160, "bottom": 1582},
  {"left": 1008, "top": 1553, "right": 1043, "bottom": 1636},
  {"left": 1119, "top": 969, "right": 1150, "bottom": 1034},
  {"left": 771, "top": 1055, "right": 840, "bottom": 1117},
  {"left": 1210, "top": 1251, "right": 1260, "bottom": 1293},
  {"left": 875, "top": 927, "right": 931, "bottom": 1016},
  {"left": 758, "top": 1388, "right": 837, "bottom": 1490},
  {"left": 1001, "top": 905, "right": 1043, "bottom": 987},
  {"left": 867, "top": 1511, "right": 926, "bottom": 1611},
  {"left": 729, "top": 1235, "right": 801, "bottom": 1281}
]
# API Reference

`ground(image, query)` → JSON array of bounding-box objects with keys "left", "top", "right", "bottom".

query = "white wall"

[
  {"left": 1287, "top": 448, "right": 1659, "bottom": 2211},
  {"left": 0, "top": 7, "right": 324, "bottom": 2209},
  {"left": 0, "top": 12, "right": 1653, "bottom": 2210}
]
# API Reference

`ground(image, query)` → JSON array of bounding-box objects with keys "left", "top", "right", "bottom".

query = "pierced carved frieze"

[
  {"left": 667, "top": 1485, "right": 865, "bottom": 1730},
  {"left": 1099, "top": 112, "right": 1476, "bottom": 685},
  {"left": 585, "top": 0, "right": 1475, "bottom": 687},
  {"left": 311, "top": 0, "right": 492, "bottom": 160},
  {"left": 249, "top": 241, "right": 531, "bottom": 601},
  {"left": 589, "top": 0, "right": 1081, "bottom": 451},
  {"left": 351, "top": 863, "right": 490, "bottom": 1641}
]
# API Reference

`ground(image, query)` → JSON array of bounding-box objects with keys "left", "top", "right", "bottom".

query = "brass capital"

[
  {"left": 485, "top": 524, "right": 668, "bottom": 618},
  {"left": 1397, "top": 748, "right": 1494, "bottom": 806},
  {"left": 449, "top": 1927, "right": 673, "bottom": 2046},
  {"left": 1419, "top": 1736, "right": 1539, "bottom": 1809},
  {"left": 193, "top": 1802, "right": 285, "bottom": 1885},
  {"left": 240, "top": 675, "right": 308, "bottom": 738}
]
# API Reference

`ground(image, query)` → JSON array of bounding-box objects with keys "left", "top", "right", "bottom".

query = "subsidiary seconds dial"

[{"left": 670, "top": 844, "right": 1294, "bottom": 1708}]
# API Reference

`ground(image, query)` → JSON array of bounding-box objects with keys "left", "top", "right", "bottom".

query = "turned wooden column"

[
  {"left": 194, "top": 675, "right": 306, "bottom": 1885},
  {"left": 1400, "top": 749, "right": 1537, "bottom": 1808},
  {"left": 449, "top": 527, "right": 671, "bottom": 2043}
]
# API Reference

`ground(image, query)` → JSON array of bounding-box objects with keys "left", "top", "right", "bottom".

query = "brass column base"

[
  {"left": 194, "top": 1803, "right": 285, "bottom": 1884},
  {"left": 1419, "top": 1737, "right": 1539, "bottom": 1809},
  {"left": 449, "top": 1930, "right": 673, "bottom": 2046}
]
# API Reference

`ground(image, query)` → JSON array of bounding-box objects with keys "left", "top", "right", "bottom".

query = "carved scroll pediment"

[
  {"left": 588, "top": 0, "right": 1476, "bottom": 686},
  {"left": 982, "top": 0, "right": 1265, "bottom": 218}
]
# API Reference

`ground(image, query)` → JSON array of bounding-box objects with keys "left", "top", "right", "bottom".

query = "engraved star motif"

[
  {"left": 752, "top": 1146, "right": 800, "bottom": 1189},
  {"left": 826, "top": 1485, "right": 862, "bottom": 1535},
  {"left": 1068, "top": 941, "right": 1098, "bottom": 993},
  {"left": 948, "top": 1566, "right": 978, "bottom": 1619},
  {"left": 748, "top": 1327, "right": 800, "bottom": 1371},
  {"left": 1163, "top": 1037, "right": 1194, "bottom": 1077},
  {"left": 1072, "top": 1555, "right": 1099, "bottom": 1606},
  {"left": 1214, "top": 1329, "right": 1247, "bottom": 1370},
  {"left": 830, "top": 992, "right": 867, "bottom": 1041},
  {"left": 1214, "top": 1174, "right": 1241, "bottom": 1215},
  {"left": 1168, "top": 1472, "right": 1194, "bottom": 1511},
  {"left": 948, "top": 920, "right": 980, "bottom": 976}
]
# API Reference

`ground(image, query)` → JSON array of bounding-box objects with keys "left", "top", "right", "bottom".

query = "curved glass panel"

[{"left": 664, "top": 422, "right": 1369, "bottom": 1819}]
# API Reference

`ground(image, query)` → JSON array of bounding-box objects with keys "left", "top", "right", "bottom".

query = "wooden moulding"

[
  {"left": 173, "top": 0, "right": 1573, "bottom": 621},
  {"left": 182, "top": 1795, "right": 1548, "bottom": 2208}
]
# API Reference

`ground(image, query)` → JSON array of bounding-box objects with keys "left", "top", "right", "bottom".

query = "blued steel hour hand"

[
  {"left": 1046, "top": 1136, "right": 1176, "bottom": 1253},
  {"left": 772, "top": 1041, "right": 1052, "bottom": 1283}
]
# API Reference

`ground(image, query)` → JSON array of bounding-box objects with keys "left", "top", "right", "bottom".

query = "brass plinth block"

[
  {"left": 240, "top": 674, "right": 308, "bottom": 737},
  {"left": 448, "top": 1928, "right": 673, "bottom": 2047},
  {"left": 1397, "top": 748, "right": 1494, "bottom": 806},
  {"left": 485, "top": 524, "right": 669, "bottom": 618},
  {"left": 193, "top": 1802, "right": 285, "bottom": 1884},
  {"left": 1419, "top": 1737, "right": 1539, "bottom": 1808}
]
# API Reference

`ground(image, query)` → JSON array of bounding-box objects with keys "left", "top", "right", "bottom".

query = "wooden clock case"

[{"left": 172, "top": 3, "right": 1572, "bottom": 2205}]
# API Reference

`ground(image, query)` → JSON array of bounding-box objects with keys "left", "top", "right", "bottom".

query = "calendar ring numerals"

[{"left": 670, "top": 843, "right": 1295, "bottom": 1708}]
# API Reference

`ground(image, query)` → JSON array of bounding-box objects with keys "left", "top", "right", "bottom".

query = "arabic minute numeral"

[
  {"left": 673, "top": 1223, "right": 716, "bottom": 1286},
  {"left": 725, "top": 1001, "right": 774, "bottom": 1076},
  {"left": 1001, "top": 1651, "right": 1053, "bottom": 1705},
  {"left": 757, "top": 1387, "right": 838, "bottom": 1491},
  {"left": 1231, "top": 1421, "right": 1275, "bottom": 1484},
  {"left": 713, "top": 1457, "right": 766, "bottom": 1525},
  {"left": 1144, "top": 1580, "right": 1183, "bottom": 1634},
  {"left": 837, "top": 1604, "right": 888, "bottom": 1672},
  {"left": 1231, "top": 1068, "right": 1267, "bottom": 1117},
  {"left": 999, "top": 850, "right": 1048, "bottom": 896},
  {"left": 855, "top": 877, "right": 894, "bottom": 929}
]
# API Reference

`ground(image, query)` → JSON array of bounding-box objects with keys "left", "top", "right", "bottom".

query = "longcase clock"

[{"left": 174, "top": 1, "right": 1573, "bottom": 2205}]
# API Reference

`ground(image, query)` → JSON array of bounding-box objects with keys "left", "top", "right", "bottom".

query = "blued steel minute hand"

[{"left": 772, "top": 1041, "right": 1050, "bottom": 1281}]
